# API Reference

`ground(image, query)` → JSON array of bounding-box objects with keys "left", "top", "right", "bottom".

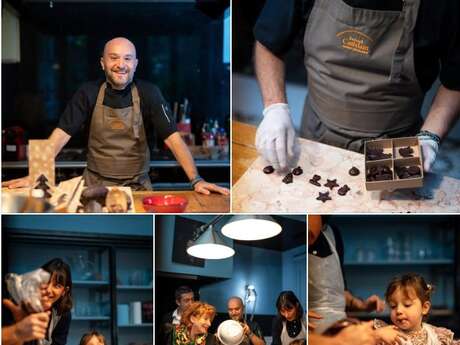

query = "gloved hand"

[
  {"left": 255, "top": 103, "right": 299, "bottom": 171},
  {"left": 417, "top": 131, "right": 440, "bottom": 173}
]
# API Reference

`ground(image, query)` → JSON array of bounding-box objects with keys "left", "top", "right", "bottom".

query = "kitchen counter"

[
  {"left": 232, "top": 121, "right": 460, "bottom": 213},
  {"left": 2, "top": 188, "right": 230, "bottom": 213},
  {"left": 133, "top": 190, "right": 230, "bottom": 213}
]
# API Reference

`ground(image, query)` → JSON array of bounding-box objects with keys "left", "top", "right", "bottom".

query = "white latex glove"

[
  {"left": 255, "top": 103, "right": 298, "bottom": 171},
  {"left": 418, "top": 134, "right": 439, "bottom": 172}
]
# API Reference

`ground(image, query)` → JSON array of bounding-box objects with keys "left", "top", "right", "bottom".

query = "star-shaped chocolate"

[
  {"left": 316, "top": 191, "right": 331, "bottom": 203},
  {"left": 324, "top": 179, "right": 339, "bottom": 190},
  {"left": 36, "top": 174, "right": 48, "bottom": 183}
]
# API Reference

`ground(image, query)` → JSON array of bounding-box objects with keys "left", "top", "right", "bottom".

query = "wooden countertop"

[
  {"left": 2, "top": 188, "right": 230, "bottom": 213},
  {"left": 232, "top": 121, "right": 460, "bottom": 213},
  {"left": 133, "top": 190, "right": 229, "bottom": 213},
  {"left": 232, "top": 120, "right": 258, "bottom": 185}
]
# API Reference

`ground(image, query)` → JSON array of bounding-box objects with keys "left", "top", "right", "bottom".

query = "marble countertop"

[{"left": 232, "top": 137, "right": 460, "bottom": 213}]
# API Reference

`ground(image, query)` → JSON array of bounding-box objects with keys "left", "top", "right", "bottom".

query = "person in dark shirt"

[
  {"left": 308, "top": 216, "right": 386, "bottom": 334},
  {"left": 3, "top": 37, "right": 230, "bottom": 193},
  {"left": 252, "top": 0, "right": 460, "bottom": 172},
  {"left": 226, "top": 296, "right": 265, "bottom": 345}
]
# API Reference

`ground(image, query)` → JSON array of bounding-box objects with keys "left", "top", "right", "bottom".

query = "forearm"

[
  {"left": 345, "top": 291, "right": 365, "bottom": 311},
  {"left": 254, "top": 41, "right": 287, "bottom": 108},
  {"left": 249, "top": 334, "right": 265, "bottom": 345},
  {"left": 309, "top": 334, "right": 340, "bottom": 345},
  {"left": 2, "top": 326, "right": 22, "bottom": 345},
  {"left": 421, "top": 85, "right": 460, "bottom": 140},
  {"left": 164, "top": 132, "right": 199, "bottom": 181},
  {"left": 48, "top": 128, "right": 71, "bottom": 157}
]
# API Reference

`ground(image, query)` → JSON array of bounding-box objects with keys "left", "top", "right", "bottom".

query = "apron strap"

[{"left": 95, "top": 82, "right": 107, "bottom": 106}]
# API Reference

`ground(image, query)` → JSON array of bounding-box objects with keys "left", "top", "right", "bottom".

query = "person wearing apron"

[
  {"left": 2, "top": 37, "right": 229, "bottom": 195},
  {"left": 308, "top": 221, "right": 385, "bottom": 334},
  {"left": 254, "top": 0, "right": 460, "bottom": 172},
  {"left": 272, "top": 291, "right": 307, "bottom": 345}
]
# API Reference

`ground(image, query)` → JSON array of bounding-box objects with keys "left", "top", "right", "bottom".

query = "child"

[
  {"left": 374, "top": 273, "right": 458, "bottom": 345},
  {"left": 79, "top": 331, "right": 106, "bottom": 345}
]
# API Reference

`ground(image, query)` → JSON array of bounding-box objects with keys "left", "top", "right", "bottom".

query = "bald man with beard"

[{"left": 3, "top": 37, "right": 230, "bottom": 194}]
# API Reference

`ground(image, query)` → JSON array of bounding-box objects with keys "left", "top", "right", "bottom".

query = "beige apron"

[
  {"left": 85, "top": 82, "right": 151, "bottom": 190},
  {"left": 301, "top": 0, "right": 424, "bottom": 152}
]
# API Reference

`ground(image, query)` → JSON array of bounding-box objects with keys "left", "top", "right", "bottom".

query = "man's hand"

[
  {"left": 193, "top": 180, "right": 230, "bottom": 196},
  {"left": 418, "top": 134, "right": 439, "bottom": 172},
  {"left": 374, "top": 326, "right": 407, "bottom": 345},
  {"left": 3, "top": 300, "right": 28, "bottom": 322},
  {"left": 255, "top": 103, "right": 298, "bottom": 171},
  {"left": 12, "top": 312, "right": 50, "bottom": 343},
  {"left": 334, "top": 322, "right": 376, "bottom": 345},
  {"left": 241, "top": 322, "right": 250, "bottom": 336},
  {"left": 363, "top": 295, "right": 385, "bottom": 313},
  {"left": 2, "top": 177, "right": 31, "bottom": 189},
  {"left": 308, "top": 310, "right": 323, "bottom": 332}
]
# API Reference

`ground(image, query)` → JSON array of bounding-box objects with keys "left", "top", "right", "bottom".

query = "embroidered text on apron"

[
  {"left": 85, "top": 83, "right": 151, "bottom": 190},
  {"left": 301, "top": 0, "right": 424, "bottom": 152}
]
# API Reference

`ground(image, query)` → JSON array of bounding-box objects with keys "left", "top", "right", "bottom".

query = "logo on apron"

[
  {"left": 109, "top": 119, "right": 127, "bottom": 130},
  {"left": 336, "top": 29, "right": 373, "bottom": 55}
]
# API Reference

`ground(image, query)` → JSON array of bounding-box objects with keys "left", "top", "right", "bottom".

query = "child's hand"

[{"left": 375, "top": 326, "right": 408, "bottom": 345}]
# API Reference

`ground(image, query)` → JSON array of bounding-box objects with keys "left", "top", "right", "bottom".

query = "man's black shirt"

[{"left": 254, "top": 0, "right": 460, "bottom": 92}]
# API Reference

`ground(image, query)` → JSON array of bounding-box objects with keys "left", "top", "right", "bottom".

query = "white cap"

[{"left": 217, "top": 320, "right": 244, "bottom": 345}]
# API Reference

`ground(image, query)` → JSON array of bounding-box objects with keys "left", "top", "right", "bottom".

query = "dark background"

[{"left": 2, "top": 0, "right": 229, "bottom": 150}]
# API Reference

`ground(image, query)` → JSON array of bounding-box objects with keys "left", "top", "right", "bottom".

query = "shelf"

[
  {"left": 118, "top": 323, "right": 153, "bottom": 328},
  {"left": 72, "top": 316, "right": 111, "bottom": 321},
  {"left": 344, "top": 259, "right": 453, "bottom": 266},
  {"left": 117, "top": 285, "right": 153, "bottom": 290},
  {"left": 2, "top": 159, "right": 229, "bottom": 169},
  {"left": 73, "top": 280, "right": 110, "bottom": 286}
]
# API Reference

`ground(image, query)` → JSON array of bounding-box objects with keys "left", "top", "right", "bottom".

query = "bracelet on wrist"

[
  {"left": 190, "top": 176, "right": 203, "bottom": 188},
  {"left": 417, "top": 130, "right": 441, "bottom": 145}
]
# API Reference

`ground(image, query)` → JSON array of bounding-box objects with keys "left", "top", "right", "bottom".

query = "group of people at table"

[{"left": 158, "top": 286, "right": 307, "bottom": 345}]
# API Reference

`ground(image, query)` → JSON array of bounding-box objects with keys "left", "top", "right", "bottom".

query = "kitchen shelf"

[
  {"left": 344, "top": 259, "right": 453, "bottom": 266},
  {"left": 2, "top": 159, "right": 229, "bottom": 169},
  {"left": 72, "top": 316, "right": 111, "bottom": 321},
  {"left": 118, "top": 324, "right": 153, "bottom": 328},
  {"left": 73, "top": 280, "right": 110, "bottom": 286},
  {"left": 117, "top": 285, "right": 153, "bottom": 290}
]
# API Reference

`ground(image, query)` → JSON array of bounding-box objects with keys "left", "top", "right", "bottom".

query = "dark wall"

[{"left": 2, "top": 1, "right": 229, "bottom": 147}]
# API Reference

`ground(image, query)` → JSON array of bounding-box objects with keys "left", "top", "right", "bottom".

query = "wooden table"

[
  {"left": 2, "top": 188, "right": 230, "bottom": 213},
  {"left": 133, "top": 190, "right": 230, "bottom": 213},
  {"left": 232, "top": 120, "right": 258, "bottom": 185},
  {"left": 232, "top": 121, "right": 460, "bottom": 213}
]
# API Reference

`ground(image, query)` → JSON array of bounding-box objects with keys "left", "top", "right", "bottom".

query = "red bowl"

[{"left": 142, "top": 195, "right": 188, "bottom": 213}]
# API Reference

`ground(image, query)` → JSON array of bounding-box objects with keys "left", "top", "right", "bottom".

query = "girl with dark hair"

[
  {"left": 272, "top": 291, "right": 306, "bottom": 345},
  {"left": 40, "top": 258, "right": 73, "bottom": 345}
]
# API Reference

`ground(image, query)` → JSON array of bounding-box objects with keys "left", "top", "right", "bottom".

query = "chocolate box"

[{"left": 364, "top": 137, "right": 424, "bottom": 191}]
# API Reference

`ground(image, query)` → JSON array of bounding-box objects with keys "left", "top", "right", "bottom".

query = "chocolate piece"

[
  {"left": 316, "top": 191, "right": 332, "bottom": 203},
  {"left": 282, "top": 173, "right": 293, "bottom": 184},
  {"left": 399, "top": 146, "right": 414, "bottom": 157},
  {"left": 338, "top": 184, "right": 350, "bottom": 196},
  {"left": 35, "top": 181, "right": 50, "bottom": 190},
  {"left": 312, "top": 174, "right": 321, "bottom": 181},
  {"left": 366, "top": 148, "right": 392, "bottom": 161},
  {"left": 309, "top": 179, "right": 321, "bottom": 187},
  {"left": 366, "top": 165, "right": 393, "bottom": 182},
  {"left": 36, "top": 174, "right": 48, "bottom": 183},
  {"left": 408, "top": 165, "right": 421, "bottom": 176},
  {"left": 263, "top": 165, "right": 275, "bottom": 174},
  {"left": 292, "top": 166, "right": 303, "bottom": 176},
  {"left": 324, "top": 179, "right": 339, "bottom": 190},
  {"left": 348, "top": 167, "right": 360, "bottom": 176}
]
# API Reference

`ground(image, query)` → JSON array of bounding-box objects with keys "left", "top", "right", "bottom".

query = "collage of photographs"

[{"left": 0, "top": 0, "right": 459, "bottom": 345}]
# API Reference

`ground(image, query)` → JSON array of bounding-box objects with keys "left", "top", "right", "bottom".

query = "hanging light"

[
  {"left": 186, "top": 224, "right": 235, "bottom": 260},
  {"left": 221, "top": 215, "right": 282, "bottom": 241}
]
